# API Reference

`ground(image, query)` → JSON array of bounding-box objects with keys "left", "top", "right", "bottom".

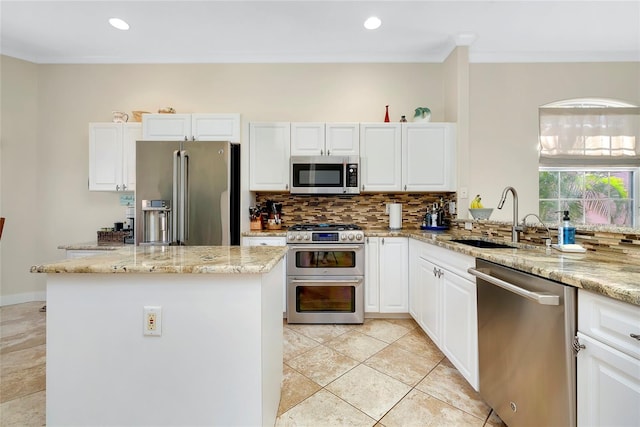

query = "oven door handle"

[
  {"left": 288, "top": 245, "right": 363, "bottom": 251},
  {"left": 468, "top": 267, "right": 560, "bottom": 306},
  {"left": 290, "top": 279, "right": 363, "bottom": 285}
]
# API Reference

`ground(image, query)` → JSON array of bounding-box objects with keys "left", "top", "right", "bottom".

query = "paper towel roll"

[{"left": 389, "top": 203, "right": 402, "bottom": 230}]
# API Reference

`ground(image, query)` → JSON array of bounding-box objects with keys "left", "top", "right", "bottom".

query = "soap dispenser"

[{"left": 559, "top": 210, "right": 575, "bottom": 245}]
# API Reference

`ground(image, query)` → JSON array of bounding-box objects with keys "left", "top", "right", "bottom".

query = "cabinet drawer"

[
  {"left": 242, "top": 237, "right": 286, "bottom": 246},
  {"left": 579, "top": 290, "right": 640, "bottom": 359}
]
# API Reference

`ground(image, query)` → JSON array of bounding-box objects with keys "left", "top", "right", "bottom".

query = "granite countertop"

[
  {"left": 58, "top": 242, "right": 131, "bottom": 250},
  {"left": 242, "top": 228, "right": 640, "bottom": 306},
  {"left": 32, "top": 245, "right": 288, "bottom": 275},
  {"left": 409, "top": 232, "right": 640, "bottom": 307}
]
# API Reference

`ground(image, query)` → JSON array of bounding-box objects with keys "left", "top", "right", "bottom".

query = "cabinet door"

[
  {"left": 577, "top": 332, "right": 640, "bottom": 427},
  {"left": 365, "top": 237, "right": 380, "bottom": 313},
  {"left": 441, "top": 270, "right": 478, "bottom": 390},
  {"left": 379, "top": 237, "right": 408, "bottom": 313},
  {"left": 249, "top": 123, "right": 291, "bottom": 191},
  {"left": 360, "top": 123, "right": 402, "bottom": 192},
  {"left": 420, "top": 256, "right": 441, "bottom": 344},
  {"left": 402, "top": 123, "right": 456, "bottom": 191},
  {"left": 122, "top": 123, "right": 142, "bottom": 192},
  {"left": 192, "top": 114, "right": 240, "bottom": 142},
  {"left": 326, "top": 123, "right": 359, "bottom": 156},
  {"left": 89, "top": 123, "right": 123, "bottom": 191},
  {"left": 290, "top": 123, "right": 325, "bottom": 156},
  {"left": 142, "top": 114, "right": 192, "bottom": 140}
]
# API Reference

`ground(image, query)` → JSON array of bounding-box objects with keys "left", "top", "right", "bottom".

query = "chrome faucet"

[
  {"left": 521, "top": 213, "right": 552, "bottom": 245},
  {"left": 497, "top": 186, "right": 520, "bottom": 243}
]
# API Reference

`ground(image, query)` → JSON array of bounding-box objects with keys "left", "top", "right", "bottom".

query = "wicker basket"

[
  {"left": 97, "top": 231, "right": 128, "bottom": 245},
  {"left": 131, "top": 111, "right": 150, "bottom": 122}
]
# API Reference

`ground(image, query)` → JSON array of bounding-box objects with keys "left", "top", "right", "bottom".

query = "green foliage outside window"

[{"left": 539, "top": 170, "right": 633, "bottom": 226}]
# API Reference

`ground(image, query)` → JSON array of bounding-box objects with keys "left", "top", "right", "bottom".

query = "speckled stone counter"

[
  {"left": 365, "top": 228, "right": 640, "bottom": 307},
  {"left": 33, "top": 245, "right": 288, "bottom": 274}
]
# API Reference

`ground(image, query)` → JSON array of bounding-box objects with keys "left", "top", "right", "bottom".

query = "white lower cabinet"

[
  {"left": 242, "top": 236, "right": 287, "bottom": 314},
  {"left": 577, "top": 290, "right": 640, "bottom": 426},
  {"left": 365, "top": 237, "right": 408, "bottom": 313},
  {"left": 65, "top": 250, "right": 111, "bottom": 259},
  {"left": 408, "top": 239, "right": 478, "bottom": 390}
]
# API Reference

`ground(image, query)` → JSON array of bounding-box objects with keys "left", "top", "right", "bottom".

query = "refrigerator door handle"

[
  {"left": 180, "top": 150, "right": 189, "bottom": 243},
  {"left": 172, "top": 150, "right": 180, "bottom": 244}
]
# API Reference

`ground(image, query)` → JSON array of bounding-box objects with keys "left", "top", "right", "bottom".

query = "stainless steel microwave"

[{"left": 290, "top": 156, "right": 360, "bottom": 195}]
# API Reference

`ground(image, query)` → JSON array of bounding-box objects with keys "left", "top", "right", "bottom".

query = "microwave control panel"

[{"left": 346, "top": 164, "right": 358, "bottom": 188}]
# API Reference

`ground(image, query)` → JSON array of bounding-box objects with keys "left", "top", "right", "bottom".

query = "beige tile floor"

[
  {"left": 0, "top": 302, "right": 504, "bottom": 426},
  {"left": 277, "top": 318, "right": 505, "bottom": 426}
]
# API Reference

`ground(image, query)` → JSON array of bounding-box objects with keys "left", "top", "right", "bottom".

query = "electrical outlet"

[
  {"left": 464, "top": 222, "right": 473, "bottom": 230},
  {"left": 459, "top": 187, "right": 469, "bottom": 199},
  {"left": 143, "top": 306, "right": 162, "bottom": 336}
]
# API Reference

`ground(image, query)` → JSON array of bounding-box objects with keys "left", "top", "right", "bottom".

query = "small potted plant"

[{"left": 414, "top": 107, "right": 431, "bottom": 122}]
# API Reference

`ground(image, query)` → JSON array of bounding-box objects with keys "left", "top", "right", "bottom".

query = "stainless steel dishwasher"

[{"left": 469, "top": 259, "right": 577, "bottom": 427}]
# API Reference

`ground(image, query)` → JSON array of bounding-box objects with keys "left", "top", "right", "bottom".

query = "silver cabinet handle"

[
  {"left": 381, "top": 238, "right": 385, "bottom": 245},
  {"left": 192, "top": 136, "right": 196, "bottom": 141},
  {"left": 320, "top": 149, "right": 324, "bottom": 155},
  {"left": 404, "top": 185, "right": 407, "bottom": 191},
  {"left": 184, "top": 136, "right": 188, "bottom": 141},
  {"left": 327, "top": 149, "right": 330, "bottom": 155},
  {"left": 122, "top": 184, "right": 127, "bottom": 191},
  {"left": 116, "top": 185, "right": 120, "bottom": 191},
  {"left": 631, "top": 333, "right": 640, "bottom": 341},
  {"left": 468, "top": 267, "right": 560, "bottom": 306}
]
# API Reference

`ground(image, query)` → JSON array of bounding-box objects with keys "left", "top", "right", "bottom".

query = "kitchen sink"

[{"left": 451, "top": 239, "right": 515, "bottom": 249}]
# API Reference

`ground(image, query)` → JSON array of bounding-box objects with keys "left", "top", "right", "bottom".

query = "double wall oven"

[{"left": 286, "top": 224, "right": 365, "bottom": 324}]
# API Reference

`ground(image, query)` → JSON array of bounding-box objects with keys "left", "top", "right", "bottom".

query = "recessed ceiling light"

[
  {"left": 364, "top": 16, "right": 382, "bottom": 30},
  {"left": 109, "top": 18, "right": 130, "bottom": 31}
]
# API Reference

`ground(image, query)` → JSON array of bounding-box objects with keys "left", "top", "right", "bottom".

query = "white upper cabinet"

[
  {"left": 325, "top": 123, "right": 359, "bottom": 156},
  {"left": 142, "top": 113, "right": 240, "bottom": 142},
  {"left": 290, "top": 123, "right": 325, "bottom": 156},
  {"left": 359, "top": 123, "right": 402, "bottom": 192},
  {"left": 291, "top": 122, "right": 359, "bottom": 156},
  {"left": 249, "top": 122, "right": 291, "bottom": 191},
  {"left": 402, "top": 123, "right": 456, "bottom": 192},
  {"left": 89, "top": 122, "right": 141, "bottom": 192}
]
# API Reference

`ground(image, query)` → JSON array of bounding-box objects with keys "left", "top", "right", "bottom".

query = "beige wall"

[
  {"left": 0, "top": 60, "right": 444, "bottom": 303},
  {"left": 1, "top": 56, "right": 42, "bottom": 304},
  {"left": 1, "top": 56, "right": 639, "bottom": 304},
  {"left": 468, "top": 62, "right": 640, "bottom": 221}
]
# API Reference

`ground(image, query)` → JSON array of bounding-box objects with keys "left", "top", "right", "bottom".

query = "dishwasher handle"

[{"left": 468, "top": 267, "right": 560, "bottom": 306}]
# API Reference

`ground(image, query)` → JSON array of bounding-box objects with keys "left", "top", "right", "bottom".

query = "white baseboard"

[{"left": 0, "top": 291, "right": 46, "bottom": 307}]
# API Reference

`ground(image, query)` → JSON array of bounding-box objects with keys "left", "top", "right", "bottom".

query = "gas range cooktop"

[
  {"left": 288, "top": 223, "right": 362, "bottom": 232},
  {"left": 287, "top": 223, "right": 364, "bottom": 244}
]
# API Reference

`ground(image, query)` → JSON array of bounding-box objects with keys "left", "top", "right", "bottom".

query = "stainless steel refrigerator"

[{"left": 135, "top": 140, "right": 240, "bottom": 246}]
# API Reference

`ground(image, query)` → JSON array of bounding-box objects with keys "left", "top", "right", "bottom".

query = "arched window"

[{"left": 538, "top": 99, "right": 639, "bottom": 227}]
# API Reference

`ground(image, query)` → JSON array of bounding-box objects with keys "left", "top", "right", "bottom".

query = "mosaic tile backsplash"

[{"left": 254, "top": 192, "right": 457, "bottom": 228}]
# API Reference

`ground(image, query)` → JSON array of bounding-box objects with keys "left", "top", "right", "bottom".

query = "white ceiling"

[{"left": 1, "top": 0, "right": 639, "bottom": 64}]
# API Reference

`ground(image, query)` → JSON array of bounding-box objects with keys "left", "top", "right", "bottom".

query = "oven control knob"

[
  {"left": 355, "top": 233, "right": 363, "bottom": 241},
  {"left": 303, "top": 234, "right": 309, "bottom": 240},
  {"left": 340, "top": 233, "right": 347, "bottom": 241},
  {"left": 348, "top": 233, "right": 355, "bottom": 241},
  {"left": 296, "top": 235, "right": 303, "bottom": 241}
]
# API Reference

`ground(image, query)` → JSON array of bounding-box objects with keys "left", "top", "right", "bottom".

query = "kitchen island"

[{"left": 31, "top": 245, "right": 287, "bottom": 427}]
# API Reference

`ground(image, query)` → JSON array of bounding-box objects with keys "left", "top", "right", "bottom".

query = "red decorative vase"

[{"left": 384, "top": 105, "right": 390, "bottom": 122}]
